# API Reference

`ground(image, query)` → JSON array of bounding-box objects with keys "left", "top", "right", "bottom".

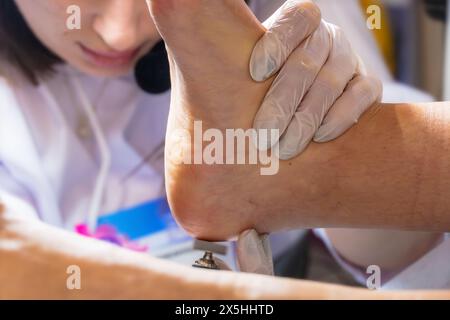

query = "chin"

[
  {"left": 85, "top": 64, "right": 133, "bottom": 78},
  {"left": 72, "top": 59, "right": 135, "bottom": 79}
]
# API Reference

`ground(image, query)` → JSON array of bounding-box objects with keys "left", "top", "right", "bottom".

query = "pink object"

[{"left": 75, "top": 223, "right": 148, "bottom": 252}]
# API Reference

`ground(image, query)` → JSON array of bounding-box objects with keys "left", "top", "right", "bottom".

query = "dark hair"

[
  {"left": 0, "top": 0, "right": 253, "bottom": 85},
  {"left": 423, "top": 0, "right": 447, "bottom": 22},
  {"left": 0, "top": 0, "right": 61, "bottom": 85}
]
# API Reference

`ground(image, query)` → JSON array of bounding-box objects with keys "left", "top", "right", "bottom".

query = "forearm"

[
  {"left": 2, "top": 204, "right": 297, "bottom": 299},
  {"left": 2, "top": 204, "right": 450, "bottom": 299},
  {"left": 0, "top": 204, "right": 205, "bottom": 299},
  {"left": 0, "top": 204, "right": 367, "bottom": 300},
  {"left": 0, "top": 204, "right": 251, "bottom": 299}
]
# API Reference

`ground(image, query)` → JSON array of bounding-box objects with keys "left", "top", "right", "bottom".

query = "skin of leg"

[{"left": 150, "top": 1, "right": 450, "bottom": 241}]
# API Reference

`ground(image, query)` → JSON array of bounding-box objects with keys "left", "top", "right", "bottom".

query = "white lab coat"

[
  {"left": 0, "top": 0, "right": 446, "bottom": 289},
  {"left": 0, "top": 65, "right": 169, "bottom": 228}
]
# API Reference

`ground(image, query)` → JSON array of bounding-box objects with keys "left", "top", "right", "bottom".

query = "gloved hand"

[
  {"left": 251, "top": 0, "right": 382, "bottom": 160},
  {"left": 236, "top": 229, "right": 274, "bottom": 275}
]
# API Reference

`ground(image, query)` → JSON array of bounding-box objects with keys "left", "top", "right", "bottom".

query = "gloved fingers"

[
  {"left": 253, "top": 22, "right": 331, "bottom": 150},
  {"left": 314, "top": 75, "right": 383, "bottom": 142},
  {"left": 213, "top": 257, "right": 232, "bottom": 271},
  {"left": 278, "top": 24, "right": 359, "bottom": 159},
  {"left": 355, "top": 53, "right": 368, "bottom": 76},
  {"left": 236, "top": 229, "right": 274, "bottom": 275},
  {"left": 278, "top": 79, "right": 349, "bottom": 160},
  {"left": 250, "top": 0, "right": 321, "bottom": 82},
  {"left": 278, "top": 112, "right": 317, "bottom": 160}
]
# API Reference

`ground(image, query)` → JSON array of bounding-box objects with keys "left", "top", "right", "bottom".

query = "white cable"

[
  {"left": 444, "top": 3, "right": 450, "bottom": 100},
  {"left": 71, "top": 76, "right": 112, "bottom": 233}
]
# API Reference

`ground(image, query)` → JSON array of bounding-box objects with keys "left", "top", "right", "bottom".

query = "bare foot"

[
  {"left": 149, "top": 0, "right": 351, "bottom": 243},
  {"left": 148, "top": 0, "right": 278, "bottom": 239},
  {"left": 149, "top": 0, "right": 270, "bottom": 127}
]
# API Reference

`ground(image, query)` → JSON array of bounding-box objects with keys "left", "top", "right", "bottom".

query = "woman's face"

[{"left": 15, "top": 0, "right": 160, "bottom": 77}]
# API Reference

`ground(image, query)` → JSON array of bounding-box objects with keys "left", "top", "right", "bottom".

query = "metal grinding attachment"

[{"left": 192, "top": 240, "right": 228, "bottom": 270}]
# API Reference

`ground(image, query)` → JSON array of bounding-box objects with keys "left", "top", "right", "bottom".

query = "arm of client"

[{"left": 149, "top": 0, "right": 450, "bottom": 240}]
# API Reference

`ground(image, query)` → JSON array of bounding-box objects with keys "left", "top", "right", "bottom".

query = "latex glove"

[
  {"left": 236, "top": 229, "right": 274, "bottom": 275},
  {"left": 251, "top": 0, "right": 382, "bottom": 160}
]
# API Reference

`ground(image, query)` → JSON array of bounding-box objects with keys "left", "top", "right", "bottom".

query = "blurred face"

[{"left": 15, "top": 0, "right": 160, "bottom": 77}]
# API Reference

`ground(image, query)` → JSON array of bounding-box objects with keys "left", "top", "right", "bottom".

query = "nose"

[{"left": 93, "top": 0, "right": 142, "bottom": 51}]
